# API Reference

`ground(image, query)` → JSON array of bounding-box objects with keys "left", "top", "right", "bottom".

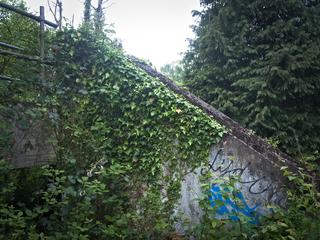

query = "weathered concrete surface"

[
  {"left": 8, "top": 120, "right": 55, "bottom": 168},
  {"left": 208, "top": 135, "right": 287, "bottom": 206},
  {"left": 178, "top": 134, "right": 288, "bottom": 230},
  {"left": 175, "top": 167, "right": 203, "bottom": 232}
]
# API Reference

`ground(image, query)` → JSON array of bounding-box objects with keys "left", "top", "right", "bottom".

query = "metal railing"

[{"left": 0, "top": 2, "right": 58, "bottom": 82}]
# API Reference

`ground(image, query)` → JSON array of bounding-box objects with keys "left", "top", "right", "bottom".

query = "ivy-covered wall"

[
  {"left": 2, "top": 27, "right": 225, "bottom": 238},
  {"left": 3, "top": 26, "right": 306, "bottom": 238},
  {"left": 1, "top": 0, "right": 318, "bottom": 234},
  {"left": 131, "top": 52, "right": 300, "bottom": 233}
]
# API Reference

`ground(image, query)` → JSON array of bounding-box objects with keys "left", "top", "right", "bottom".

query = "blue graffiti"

[{"left": 209, "top": 184, "right": 260, "bottom": 224}]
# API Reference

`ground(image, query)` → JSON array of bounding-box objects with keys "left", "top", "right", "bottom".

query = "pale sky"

[{"left": 23, "top": 0, "right": 201, "bottom": 68}]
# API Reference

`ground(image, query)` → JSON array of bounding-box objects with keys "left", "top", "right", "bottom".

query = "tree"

[
  {"left": 94, "top": 0, "right": 105, "bottom": 32},
  {"left": 183, "top": 0, "right": 320, "bottom": 157},
  {"left": 83, "top": 0, "right": 108, "bottom": 33},
  {"left": 83, "top": 0, "right": 91, "bottom": 23},
  {"left": 160, "top": 61, "right": 184, "bottom": 85},
  {"left": 48, "top": 0, "right": 63, "bottom": 30}
]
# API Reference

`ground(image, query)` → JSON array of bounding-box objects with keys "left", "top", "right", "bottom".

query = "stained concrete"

[
  {"left": 8, "top": 120, "right": 55, "bottom": 168},
  {"left": 178, "top": 134, "right": 288, "bottom": 230}
]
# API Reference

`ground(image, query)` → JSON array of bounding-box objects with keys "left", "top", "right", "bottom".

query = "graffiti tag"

[
  {"left": 209, "top": 184, "right": 260, "bottom": 224},
  {"left": 201, "top": 148, "right": 272, "bottom": 195}
]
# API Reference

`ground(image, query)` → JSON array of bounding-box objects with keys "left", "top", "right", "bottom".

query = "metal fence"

[{"left": 0, "top": 2, "right": 58, "bottom": 82}]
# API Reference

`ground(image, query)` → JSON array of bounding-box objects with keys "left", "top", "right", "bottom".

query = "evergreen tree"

[
  {"left": 83, "top": 0, "right": 91, "bottom": 23},
  {"left": 183, "top": 0, "right": 320, "bottom": 157},
  {"left": 94, "top": 0, "right": 105, "bottom": 32},
  {"left": 83, "top": 0, "right": 107, "bottom": 33}
]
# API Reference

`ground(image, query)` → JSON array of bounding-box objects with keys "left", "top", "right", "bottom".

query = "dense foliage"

[
  {"left": 1, "top": 0, "right": 319, "bottom": 239},
  {"left": 48, "top": 27, "right": 225, "bottom": 238},
  {"left": 0, "top": 5, "right": 225, "bottom": 236},
  {"left": 183, "top": 0, "right": 320, "bottom": 158},
  {"left": 0, "top": 0, "right": 40, "bottom": 78}
]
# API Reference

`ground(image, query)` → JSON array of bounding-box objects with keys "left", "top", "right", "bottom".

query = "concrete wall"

[
  {"left": 177, "top": 134, "right": 288, "bottom": 231},
  {"left": 134, "top": 59, "right": 298, "bottom": 230},
  {"left": 8, "top": 120, "right": 55, "bottom": 168}
]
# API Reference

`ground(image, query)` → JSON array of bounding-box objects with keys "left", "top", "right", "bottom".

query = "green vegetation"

[
  {"left": 180, "top": 1, "right": 320, "bottom": 237},
  {"left": 0, "top": 0, "right": 45, "bottom": 163},
  {"left": 190, "top": 167, "right": 320, "bottom": 239},
  {"left": 183, "top": 0, "right": 320, "bottom": 158},
  {"left": 0, "top": 1, "right": 225, "bottom": 237},
  {"left": 0, "top": 0, "right": 319, "bottom": 239}
]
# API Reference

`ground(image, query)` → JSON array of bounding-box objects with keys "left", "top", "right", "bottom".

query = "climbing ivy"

[
  {"left": 0, "top": 25, "right": 226, "bottom": 239},
  {"left": 50, "top": 26, "right": 226, "bottom": 238},
  {"left": 1, "top": 10, "right": 317, "bottom": 239}
]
